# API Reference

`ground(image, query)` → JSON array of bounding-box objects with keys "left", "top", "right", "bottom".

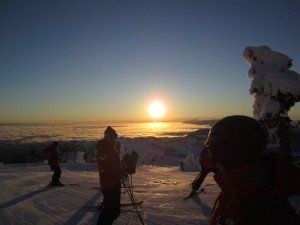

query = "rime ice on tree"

[{"left": 243, "top": 46, "right": 300, "bottom": 160}]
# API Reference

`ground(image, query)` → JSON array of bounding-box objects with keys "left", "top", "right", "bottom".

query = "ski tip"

[
  {"left": 67, "top": 183, "right": 80, "bottom": 186},
  {"left": 183, "top": 188, "right": 206, "bottom": 200}
]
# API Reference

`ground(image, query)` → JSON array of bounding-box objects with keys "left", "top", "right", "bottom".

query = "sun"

[{"left": 148, "top": 101, "right": 165, "bottom": 120}]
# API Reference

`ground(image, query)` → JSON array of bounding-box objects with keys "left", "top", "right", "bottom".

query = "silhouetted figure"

[
  {"left": 189, "top": 145, "right": 219, "bottom": 196},
  {"left": 207, "top": 115, "right": 300, "bottom": 225},
  {"left": 96, "top": 126, "right": 122, "bottom": 225},
  {"left": 47, "top": 141, "right": 64, "bottom": 186}
]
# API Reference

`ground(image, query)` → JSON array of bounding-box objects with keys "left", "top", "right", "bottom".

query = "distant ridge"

[{"left": 183, "top": 119, "right": 218, "bottom": 126}]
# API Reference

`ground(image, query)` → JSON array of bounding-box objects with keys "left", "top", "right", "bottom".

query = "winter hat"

[
  {"left": 104, "top": 126, "right": 118, "bottom": 138},
  {"left": 52, "top": 141, "right": 59, "bottom": 147},
  {"left": 207, "top": 115, "right": 268, "bottom": 170}
]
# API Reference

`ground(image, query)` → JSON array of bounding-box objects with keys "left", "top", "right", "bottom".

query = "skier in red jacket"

[
  {"left": 96, "top": 126, "right": 123, "bottom": 225},
  {"left": 47, "top": 141, "right": 64, "bottom": 186},
  {"left": 206, "top": 115, "right": 300, "bottom": 225}
]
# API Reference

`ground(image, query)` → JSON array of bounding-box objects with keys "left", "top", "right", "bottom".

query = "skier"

[
  {"left": 96, "top": 126, "right": 123, "bottom": 225},
  {"left": 206, "top": 115, "right": 300, "bottom": 225},
  {"left": 188, "top": 145, "right": 219, "bottom": 198},
  {"left": 47, "top": 141, "right": 64, "bottom": 186}
]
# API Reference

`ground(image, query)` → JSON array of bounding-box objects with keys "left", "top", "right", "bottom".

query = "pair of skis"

[
  {"left": 83, "top": 175, "right": 145, "bottom": 224},
  {"left": 81, "top": 201, "right": 144, "bottom": 212},
  {"left": 42, "top": 183, "right": 80, "bottom": 188}
]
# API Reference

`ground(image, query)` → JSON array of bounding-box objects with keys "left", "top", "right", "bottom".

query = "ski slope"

[
  {"left": 0, "top": 163, "right": 220, "bottom": 225},
  {"left": 1, "top": 126, "right": 300, "bottom": 225}
]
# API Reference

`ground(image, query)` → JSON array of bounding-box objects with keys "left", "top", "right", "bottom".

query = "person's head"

[
  {"left": 52, "top": 141, "right": 59, "bottom": 148},
  {"left": 207, "top": 115, "right": 268, "bottom": 171},
  {"left": 104, "top": 126, "right": 118, "bottom": 140}
]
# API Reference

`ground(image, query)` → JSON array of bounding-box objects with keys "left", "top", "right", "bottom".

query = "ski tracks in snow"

[{"left": 0, "top": 164, "right": 220, "bottom": 225}]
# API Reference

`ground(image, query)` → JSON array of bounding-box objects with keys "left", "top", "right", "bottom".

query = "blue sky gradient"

[{"left": 1, "top": 0, "right": 300, "bottom": 122}]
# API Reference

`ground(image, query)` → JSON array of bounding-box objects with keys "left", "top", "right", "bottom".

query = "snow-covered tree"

[{"left": 243, "top": 46, "right": 300, "bottom": 160}]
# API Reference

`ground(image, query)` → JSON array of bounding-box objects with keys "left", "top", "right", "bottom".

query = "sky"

[{"left": 1, "top": 0, "right": 300, "bottom": 123}]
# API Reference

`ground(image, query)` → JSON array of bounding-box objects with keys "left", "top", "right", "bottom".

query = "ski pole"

[{"left": 122, "top": 180, "right": 144, "bottom": 225}]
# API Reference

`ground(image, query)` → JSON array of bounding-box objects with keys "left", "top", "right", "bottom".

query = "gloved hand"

[{"left": 120, "top": 172, "right": 129, "bottom": 183}]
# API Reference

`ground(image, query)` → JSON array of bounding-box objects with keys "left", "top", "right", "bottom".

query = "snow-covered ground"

[
  {"left": 0, "top": 163, "right": 220, "bottom": 225},
  {"left": 1, "top": 127, "right": 300, "bottom": 225},
  {"left": 1, "top": 162, "right": 300, "bottom": 225}
]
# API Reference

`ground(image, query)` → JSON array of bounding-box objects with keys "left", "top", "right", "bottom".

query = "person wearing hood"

[
  {"left": 205, "top": 115, "right": 300, "bottom": 225},
  {"left": 96, "top": 126, "right": 122, "bottom": 225}
]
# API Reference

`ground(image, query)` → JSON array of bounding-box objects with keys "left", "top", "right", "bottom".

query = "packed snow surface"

[
  {"left": 1, "top": 162, "right": 299, "bottom": 225},
  {"left": 0, "top": 163, "right": 220, "bottom": 225}
]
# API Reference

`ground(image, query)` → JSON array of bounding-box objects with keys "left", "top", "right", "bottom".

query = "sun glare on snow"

[{"left": 148, "top": 101, "right": 165, "bottom": 120}]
